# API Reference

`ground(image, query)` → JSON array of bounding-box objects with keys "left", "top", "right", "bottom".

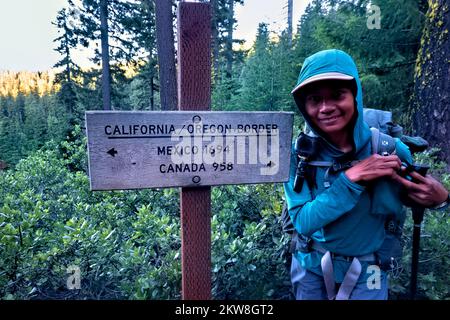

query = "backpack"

[
  {"left": 363, "top": 108, "right": 428, "bottom": 154},
  {"left": 281, "top": 108, "right": 428, "bottom": 272}
]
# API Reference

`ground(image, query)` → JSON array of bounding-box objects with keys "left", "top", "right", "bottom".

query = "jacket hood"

[{"left": 293, "top": 49, "right": 371, "bottom": 156}]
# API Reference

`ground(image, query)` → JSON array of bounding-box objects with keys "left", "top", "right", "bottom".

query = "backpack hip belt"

[
  {"left": 311, "top": 240, "right": 377, "bottom": 300},
  {"left": 311, "top": 240, "right": 376, "bottom": 262}
]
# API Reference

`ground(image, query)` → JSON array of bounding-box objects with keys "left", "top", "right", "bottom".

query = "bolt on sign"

[{"left": 85, "top": 111, "right": 294, "bottom": 190}]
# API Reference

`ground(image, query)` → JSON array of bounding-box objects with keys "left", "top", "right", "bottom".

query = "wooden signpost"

[{"left": 85, "top": 2, "right": 293, "bottom": 300}]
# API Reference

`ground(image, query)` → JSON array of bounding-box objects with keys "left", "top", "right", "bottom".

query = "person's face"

[{"left": 304, "top": 80, "right": 355, "bottom": 137}]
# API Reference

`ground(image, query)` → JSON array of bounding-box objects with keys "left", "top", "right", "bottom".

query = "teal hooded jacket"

[{"left": 284, "top": 49, "right": 413, "bottom": 283}]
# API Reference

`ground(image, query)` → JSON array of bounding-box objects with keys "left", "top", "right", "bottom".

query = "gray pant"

[{"left": 291, "top": 255, "right": 388, "bottom": 300}]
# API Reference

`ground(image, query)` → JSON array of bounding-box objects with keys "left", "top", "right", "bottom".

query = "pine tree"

[
  {"left": 293, "top": 0, "right": 424, "bottom": 119},
  {"left": 211, "top": 0, "right": 245, "bottom": 108},
  {"left": 99, "top": 0, "right": 112, "bottom": 110},
  {"left": 219, "top": 0, "right": 244, "bottom": 81},
  {"left": 68, "top": 0, "right": 142, "bottom": 110},
  {"left": 53, "top": 7, "right": 80, "bottom": 118},
  {"left": 154, "top": 0, "right": 177, "bottom": 111},
  {"left": 287, "top": 0, "right": 293, "bottom": 46},
  {"left": 53, "top": 8, "right": 80, "bottom": 84},
  {"left": 211, "top": 0, "right": 220, "bottom": 80},
  {"left": 0, "top": 104, "right": 26, "bottom": 164},
  {"left": 124, "top": 0, "right": 158, "bottom": 110},
  {"left": 234, "top": 23, "right": 274, "bottom": 111},
  {"left": 293, "top": 0, "right": 326, "bottom": 62},
  {"left": 22, "top": 95, "right": 48, "bottom": 153},
  {"left": 225, "top": 0, "right": 235, "bottom": 78}
]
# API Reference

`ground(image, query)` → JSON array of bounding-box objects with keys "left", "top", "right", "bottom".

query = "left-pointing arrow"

[{"left": 107, "top": 148, "right": 118, "bottom": 157}]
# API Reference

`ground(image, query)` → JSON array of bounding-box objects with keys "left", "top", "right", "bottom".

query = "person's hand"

[
  {"left": 345, "top": 154, "right": 402, "bottom": 183},
  {"left": 394, "top": 168, "right": 449, "bottom": 207}
]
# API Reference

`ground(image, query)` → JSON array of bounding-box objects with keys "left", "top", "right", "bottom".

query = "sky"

[{"left": 0, "top": 0, "right": 310, "bottom": 72}]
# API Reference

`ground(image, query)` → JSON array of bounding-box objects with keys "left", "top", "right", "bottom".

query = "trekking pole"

[
  {"left": 410, "top": 205, "right": 425, "bottom": 300},
  {"left": 408, "top": 164, "right": 429, "bottom": 300}
]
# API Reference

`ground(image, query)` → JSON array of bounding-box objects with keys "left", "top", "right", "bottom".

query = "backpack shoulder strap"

[
  {"left": 281, "top": 201, "right": 294, "bottom": 234},
  {"left": 297, "top": 129, "right": 396, "bottom": 190},
  {"left": 370, "top": 127, "right": 396, "bottom": 156}
]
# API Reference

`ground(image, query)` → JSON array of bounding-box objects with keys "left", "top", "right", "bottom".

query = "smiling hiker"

[{"left": 284, "top": 49, "right": 450, "bottom": 300}]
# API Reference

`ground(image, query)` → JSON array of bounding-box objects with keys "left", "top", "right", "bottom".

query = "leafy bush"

[
  {"left": 1, "top": 131, "right": 448, "bottom": 300},
  {"left": 0, "top": 133, "right": 183, "bottom": 299},
  {"left": 211, "top": 185, "right": 291, "bottom": 300},
  {"left": 0, "top": 132, "right": 291, "bottom": 300}
]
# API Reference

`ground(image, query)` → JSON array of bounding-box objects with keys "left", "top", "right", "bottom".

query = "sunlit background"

[{"left": 0, "top": 0, "right": 309, "bottom": 71}]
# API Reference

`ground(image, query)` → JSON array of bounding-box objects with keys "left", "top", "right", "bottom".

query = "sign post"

[{"left": 178, "top": 2, "right": 212, "bottom": 300}]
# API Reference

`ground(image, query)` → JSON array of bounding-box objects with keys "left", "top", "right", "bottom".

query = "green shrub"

[
  {"left": 0, "top": 133, "right": 291, "bottom": 300},
  {"left": 1, "top": 133, "right": 448, "bottom": 300}
]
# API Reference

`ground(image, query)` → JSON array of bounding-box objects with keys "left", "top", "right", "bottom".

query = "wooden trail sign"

[{"left": 85, "top": 111, "right": 293, "bottom": 191}]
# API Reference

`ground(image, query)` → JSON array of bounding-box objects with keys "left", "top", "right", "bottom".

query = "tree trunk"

[
  {"left": 211, "top": 0, "right": 220, "bottom": 81},
  {"left": 287, "top": 0, "right": 293, "bottom": 46},
  {"left": 100, "top": 0, "right": 112, "bottom": 110},
  {"left": 144, "top": 0, "right": 156, "bottom": 111},
  {"left": 225, "top": 0, "right": 234, "bottom": 78},
  {"left": 150, "top": 66, "right": 155, "bottom": 111},
  {"left": 155, "top": 0, "right": 178, "bottom": 111},
  {"left": 411, "top": 0, "right": 450, "bottom": 165},
  {"left": 64, "top": 30, "right": 71, "bottom": 83},
  {"left": 0, "top": 161, "right": 7, "bottom": 171}
]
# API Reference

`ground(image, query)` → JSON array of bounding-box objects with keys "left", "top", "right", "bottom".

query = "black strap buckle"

[
  {"left": 330, "top": 252, "right": 354, "bottom": 262},
  {"left": 295, "top": 233, "right": 313, "bottom": 253}
]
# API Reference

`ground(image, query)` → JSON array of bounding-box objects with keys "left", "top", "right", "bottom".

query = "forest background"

[{"left": 0, "top": 0, "right": 449, "bottom": 300}]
